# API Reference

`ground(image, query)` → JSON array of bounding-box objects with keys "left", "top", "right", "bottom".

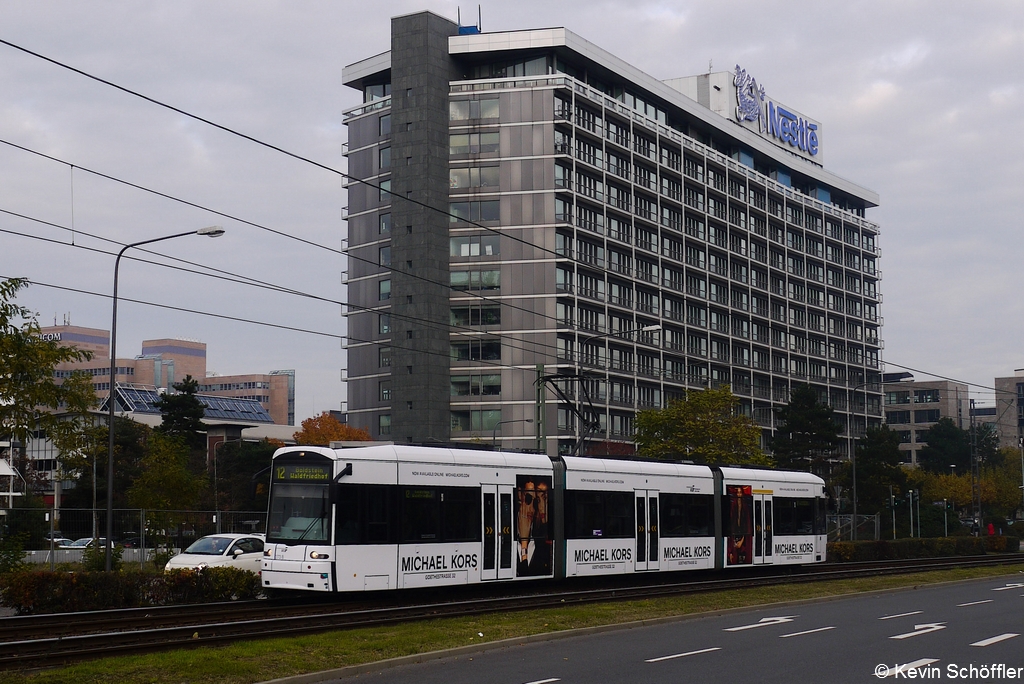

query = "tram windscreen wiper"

[{"left": 297, "top": 490, "right": 327, "bottom": 541}]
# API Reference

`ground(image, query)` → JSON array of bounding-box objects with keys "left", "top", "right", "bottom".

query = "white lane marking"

[
  {"left": 779, "top": 626, "right": 835, "bottom": 638},
  {"left": 992, "top": 583, "right": 1024, "bottom": 591},
  {"left": 879, "top": 611, "right": 923, "bottom": 620},
  {"left": 878, "top": 660, "right": 940, "bottom": 678},
  {"left": 957, "top": 599, "right": 994, "bottom": 607},
  {"left": 646, "top": 647, "right": 721, "bottom": 663},
  {"left": 971, "top": 633, "right": 1019, "bottom": 647},
  {"left": 524, "top": 679, "right": 560, "bottom": 684},
  {"left": 890, "top": 623, "right": 947, "bottom": 640},
  {"left": 723, "top": 616, "right": 797, "bottom": 631}
]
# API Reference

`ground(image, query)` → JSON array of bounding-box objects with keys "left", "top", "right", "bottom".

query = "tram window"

[
  {"left": 774, "top": 497, "right": 815, "bottom": 536},
  {"left": 563, "top": 490, "right": 634, "bottom": 539},
  {"left": 441, "top": 488, "right": 482, "bottom": 542},
  {"left": 815, "top": 497, "right": 827, "bottom": 535},
  {"left": 401, "top": 488, "right": 440, "bottom": 542},
  {"left": 659, "top": 493, "right": 713, "bottom": 537},
  {"left": 335, "top": 484, "right": 397, "bottom": 545}
]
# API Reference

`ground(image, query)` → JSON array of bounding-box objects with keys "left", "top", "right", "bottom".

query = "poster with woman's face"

[{"left": 515, "top": 474, "right": 553, "bottom": 576}]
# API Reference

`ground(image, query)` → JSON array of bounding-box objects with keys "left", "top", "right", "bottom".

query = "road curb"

[{"left": 258, "top": 566, "right": 1024, "bottom": 684}]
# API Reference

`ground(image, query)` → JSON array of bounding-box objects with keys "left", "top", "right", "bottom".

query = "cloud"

[{"left": 853, "top": 81, "right": 900, "bottom": 113}]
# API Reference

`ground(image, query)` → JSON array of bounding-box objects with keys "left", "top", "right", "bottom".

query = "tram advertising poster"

[
  {"left": 727, "top": 485, "right": 753, "bottom": 565},
  {"left": 515, "top": 474, "right": 553, "bottom": 576}
]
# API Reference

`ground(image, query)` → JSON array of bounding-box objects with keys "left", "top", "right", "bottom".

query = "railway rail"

[{"left": 1, "top": 554, "right": 1020, "bottom": 670}]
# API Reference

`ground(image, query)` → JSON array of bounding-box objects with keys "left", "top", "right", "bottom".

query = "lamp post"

[
  {"left": 105, "top": 226, "right": 225, "bottom": 571},
  {"left": 491, "top": 419, "right": 534, "bottom": 450},
  {"left": 846, "top": 379, "right": 878, "bottom": 541},
  {"left": 1019, "top": 437, "right": 1024, "bottom": 516},
  {"left": 907, "top": 489, "right": 914, "bottom": 538}
]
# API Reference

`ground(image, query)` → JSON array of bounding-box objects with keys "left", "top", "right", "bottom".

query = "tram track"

[{"left": 1, "top": 554, "right": 1020, "bottom": 670}]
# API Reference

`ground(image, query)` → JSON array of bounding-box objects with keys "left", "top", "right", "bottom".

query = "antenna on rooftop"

[
  {"left": 478, "top": 4, "right": 482, "bottom": 32},
  {"left": 708, "top": 59, "right": 713, "bottom": 73}
]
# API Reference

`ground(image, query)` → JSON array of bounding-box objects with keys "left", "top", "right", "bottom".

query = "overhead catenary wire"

[
  {"left": 0, "top": 40, "right": 568, "bottom": 264},
  {"left": 11, "top": 257, "right": 1008, "bottom": 410},
  {"left": 0, "top": 137, "right": 576, "bottom": 336},
  {"left": 9, "top": 37, "right": 975, "bottom": 409},
  {"left": 0, "top": 222, "right": 572, "bottom": 361},
  {"left": 0, "top": 44, "right": 888, "bottom": 367},
  {"left": 6, "top": 276, "right": 545, "bottom": 375}
]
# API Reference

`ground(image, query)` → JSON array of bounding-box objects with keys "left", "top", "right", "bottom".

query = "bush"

[
  {"left": 826, "top": 536, "right": 990, "bottom": 562},
  {"left": 0, "top": 566, "right": 263, "bottom": 615},
  {"left": 0, "top": 534, "right": 28, "bottom": 574},
  {"left": 82, "top": 543, "right": 123, "bottom": 572}
]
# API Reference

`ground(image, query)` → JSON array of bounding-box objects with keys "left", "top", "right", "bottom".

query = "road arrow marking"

[
  {"left": 780, "top": 626, "right": 835, "bottom": 638},
  {"left": 724, "top": 616, "right": 797, "bottom": 632},
  {"left": 992, "top": 583, "right": 1024, "bottom": 591},
  {"left": 878, "top": 660, "right": 940, "bottom": 678},
  {"left": 957, "top": 599, "right": 993, "bottom": 607},
  {"left": 879, "top": 611, "right": 922, "bottom": 620},
  {"left": 971, "top": 633, "right": 1019, "bottom": 647},
  {"left": 646, "top": 647, "right": 721, "bottom": 663},
  {"left": 889, "top": 623, "right": 947, "bottom": 640}
]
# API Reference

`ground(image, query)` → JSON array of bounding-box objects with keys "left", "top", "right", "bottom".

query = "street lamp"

[
  {"left": 1019, "top": 437, "right": 1024, "bottom": 515},
  {"left": 491, "top": 419, "right": 533, "bottom": 449},
  {"left": 105, "top": 226, "right": 225, "bottom": 571},
  {"left": 847, "top": 379, "right": 879, "bottom": 541}
]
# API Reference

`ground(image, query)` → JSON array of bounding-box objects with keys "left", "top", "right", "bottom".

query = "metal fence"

[
  {"left": 3, "top": 507, "right": 267, "bottom": 568},
  {"left": 828, "top": 514, "right": 880, "bottom": 542}
]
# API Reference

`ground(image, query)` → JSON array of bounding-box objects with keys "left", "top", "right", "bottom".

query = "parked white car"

[
  {"left": 59, "top": 537, "right": 108, "bottom": 550},
  {"left": 164, "top": 533, "right": 265, "bottom": 573}
]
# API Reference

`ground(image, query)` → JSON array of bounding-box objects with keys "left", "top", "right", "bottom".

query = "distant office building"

[
  {"left": 992, "top": 369, "right": 1024, "bottom": 449},
  {"left": 882, "top": 374, "right": 968, "bottom": 465},
  {"left": 342, "top": 11, "right": 883, "bottom": 455},
  {"left": 39, "top": 324, "right": 295, "bottom": 426}
]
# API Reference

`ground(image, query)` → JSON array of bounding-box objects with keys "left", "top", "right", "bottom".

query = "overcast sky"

[{"left": 1, "top": 1, "right": 1022, "bottom": 423}]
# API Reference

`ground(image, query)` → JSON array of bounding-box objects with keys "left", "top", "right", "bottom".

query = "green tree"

[
  {"left": 62, "top": 417, "right": 149, "bottom": 511},
  {"left": 0, "top": 278, "right": 96, "bottom": 457},
  {"left": 770, "top": 384, "right": 841, "bottom": 475},
  {"left": 635, "top": 385, "right": 771, "bottom": 466},
  {"left": 915, "top": 418, "right": 970, "bottom": 474},
  {"left": 834, "top": 426, "right": 907, "bottom": 515},
  {"left": 126, "top": 432, "right": 205, "bottom": 511},
  {"left": 214, "top": 439, "right": 279, "bottom": 511},
  {"left": 153, "top": 375, "right": 206, "bottom": 451}
]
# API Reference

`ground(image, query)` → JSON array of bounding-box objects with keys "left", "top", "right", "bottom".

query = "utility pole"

[
  {"left": 890, "top": 485, "right": 896, "bottom": 540},
  {"left": 908, "top": 489, "right": 914, "bottom": 538},
  {"left": 970, "top": 399, "right": 981, "bottom": 535}
]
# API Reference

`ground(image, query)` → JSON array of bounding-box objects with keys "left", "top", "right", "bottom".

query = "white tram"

[{"left": 260, "top": 445, "right": 827, "bottom": 593}]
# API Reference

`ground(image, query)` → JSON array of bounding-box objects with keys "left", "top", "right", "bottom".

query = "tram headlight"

[{"left": 310, "top": 551, "right": 330, "bottom": 560}]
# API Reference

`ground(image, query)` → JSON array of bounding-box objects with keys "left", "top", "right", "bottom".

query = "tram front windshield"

[{"left": 268, "top": 483, "right": 330, "bottom": 543}]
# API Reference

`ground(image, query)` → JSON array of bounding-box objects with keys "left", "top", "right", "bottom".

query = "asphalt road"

[{"left": 319, "top": 574, "right": 1024, "bottom": 684}]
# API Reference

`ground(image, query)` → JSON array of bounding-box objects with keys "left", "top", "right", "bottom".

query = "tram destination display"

[{"left": 274, "top": 463, "right": 331, "bottom": 482}]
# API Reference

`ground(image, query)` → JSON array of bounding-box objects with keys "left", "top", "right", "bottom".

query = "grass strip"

[{"left": 4, "top": 563, "right": 1023, "bottom": 684}]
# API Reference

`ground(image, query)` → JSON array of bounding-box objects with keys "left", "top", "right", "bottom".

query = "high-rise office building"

[{"left": 342, "top": 11, "right": 883, "bottom": 456}]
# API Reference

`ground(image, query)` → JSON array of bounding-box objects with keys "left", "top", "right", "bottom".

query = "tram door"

[
  {"left": 753, "top": 491, "right": 773, "bottom": 565},
  {"left": 634, "top": 490, "right": 660, "bottom": 572},
  {"left": 481, "top": 484, "right": 515, "bottom": 581}
]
